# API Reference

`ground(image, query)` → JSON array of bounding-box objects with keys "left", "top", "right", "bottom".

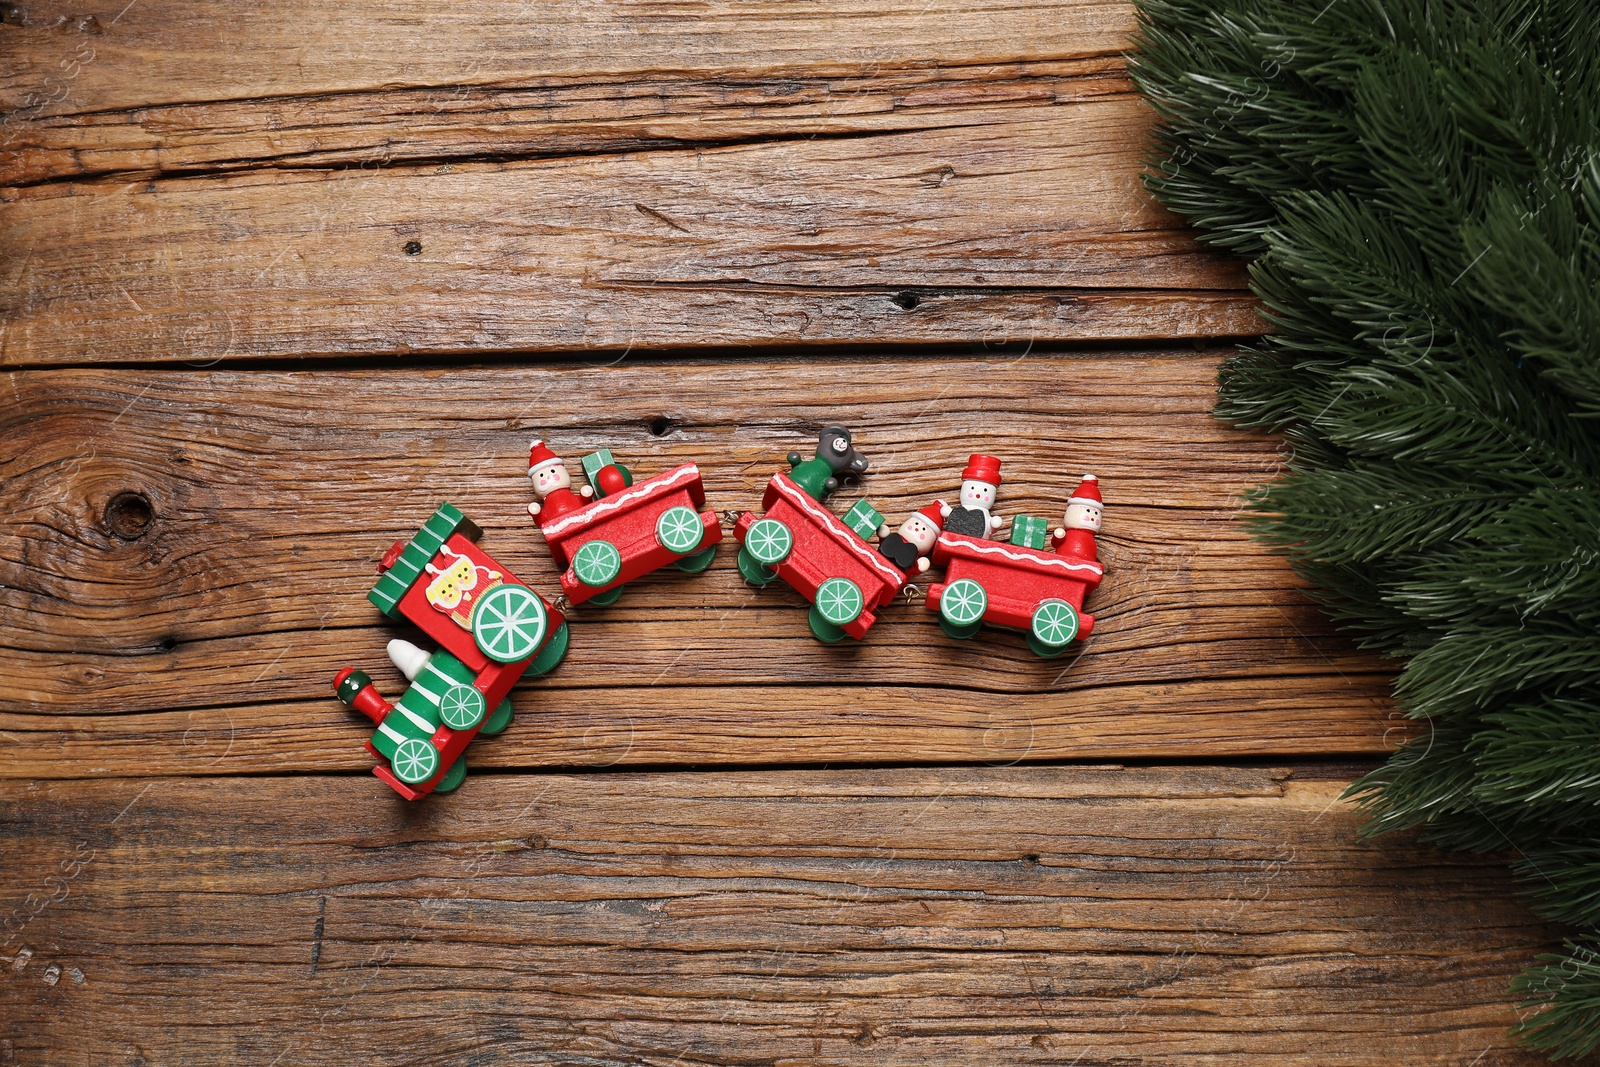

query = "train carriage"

[
  {"left": 539, "top": 457, "right": 722, "bottom": 607},
  {"left": 733, "top": 472, "right": 910, "bottom": 642},
  {"left": 333, "top": 502, "right": 567, "bottom": 800},
  {"left": 926, "top": 531, "right": 1102, "bottom": 658}
]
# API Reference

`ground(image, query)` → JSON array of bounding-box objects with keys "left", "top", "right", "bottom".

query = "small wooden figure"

[
  {"left": 334, "top": 502, "right": 568, "bottom": 800},
  {"left": 939, "top": 454, "right": 1005, "bottom": 538},
  {"left": 925, "top": 474, "right": 1106, "bottom": 658},
  {"left": 526, "top": 440, "right": 595, "bottom": 526},
  {"left": 878, "top": 503, "right": 944, "bottom": 575},
  {"left": 525, "top": 440, "right": 722, "bottom": 607},
  {"left": 785, "top": 424, "right": 870, "bottom": 501},
  {"left": 1051, "top": 475, "right": 1103, "bottom": 561}
]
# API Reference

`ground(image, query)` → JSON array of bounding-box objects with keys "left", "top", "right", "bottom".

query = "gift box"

[
  {"left": 1010, "top": 513, "right": 1050, "bottom": 551},
  {"left": 841, "top": 498, "right": 885, "bottom": 542}
]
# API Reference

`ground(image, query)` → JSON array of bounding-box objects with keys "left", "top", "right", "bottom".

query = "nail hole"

[
  {"left": 1022, "top": 853, "right": 1041, "bottom": 866},
  {"left": 158, "top": 637, "right": 178, "bottom": 654},
  {"left": 647, "top": 416, "right": 674, "bottom": 437},
  {"left": 891, "top": 291, "right": 921, "bottom": 311},
  {"left": 402, "top": 241, "right": 422, "bottom": 256},
  {"left": 104, "top": 491, "right": 154, "bottom": 540}
]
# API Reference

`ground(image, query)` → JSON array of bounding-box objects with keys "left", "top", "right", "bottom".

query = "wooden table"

[{"left": 0, "top": 2, "right": 1553, "bottom": 1063}]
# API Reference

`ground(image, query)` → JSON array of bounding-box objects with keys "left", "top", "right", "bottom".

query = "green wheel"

[
  {"left": 433, "top": 757, "right": 467, "bottom": 793},
  {"left": 528, "top": 620, "right": 569, "bottom": 676},
  {"left": 737, "top": 546, "right": 778, "bottom": 586},
  {"left": 939, "top": 578, "right": 988, "bottom": 629},
  {"left": 808, "top": 604, "right": 849, "bottom": 643},
  {"left": 940, "top": 617, "right": 983, "bottom": 640},
  {"left": 390, "top": 737, "right": 440, "bottom": 786},
  {"left": 471, "top": 583, "right": 548, "bottom": 663},
  {"left": 478, "top": 698, "right": 514, "bottom": 736},
  {"left": 587, "top": 584, "right": 625, "bottom": 606},
  {"left": 814, "top": 577, "right": 863, "bottom": 627},
  {"left": 744, "top": 518, "right": 793, "bottom": 566},
  {"left": 571, "top": 539, "right": 622, "bottom": 588},
  {"left": 1029, "top": 598, "right": 1080, "bottom": 656},
  {"left": 674, "top": 544, "right": 718, "bottom": 574},
  {"left": 656, "top": 506, "right": 706, "bottom": 555},
  {"left": 438, "top": 683, "right": 487, "bottom": 731}
]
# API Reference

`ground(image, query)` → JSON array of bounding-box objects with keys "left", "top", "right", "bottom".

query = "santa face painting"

[
  {"left": 1064, "top": 500, "right": 1102, "bottom": 531},
  {"left": 530, "top": 463, "right": 572, "bottom": 497},
  {"left": 900, "top": 513, "right": 939, "bottom": 552},
  {"left": 960, "top": 479, "right": 996, "bottom": 511}
]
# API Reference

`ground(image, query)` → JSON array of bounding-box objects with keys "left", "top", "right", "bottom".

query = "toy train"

[
  {"left": 333, "top": 503, "right": 567, "bottom": 800},
  {"left": 332, "top": 433, "right": 1108, "bottom": 800},
  {"left": 526, "top": 442, "right": 721, "bottom": 606},
  {"left": 734, "top": 430, "right": 1107, "bottom": 655},
  {"left": 927, "top": 532, "right": 1101, "bottom": 657}
]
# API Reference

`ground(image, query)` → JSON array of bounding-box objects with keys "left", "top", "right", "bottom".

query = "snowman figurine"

[
  {"left": 878, "top": 503, "right": 944, "bottom": 575},
  {"left": 525, "top": 439, "right": 594, "bottom": 527},
  {"left": 940, "top": 454, "right": 1005, "bottom": 539},
  {"left": 1051, "top": 474, "right": 1103, "bottom": 561}
]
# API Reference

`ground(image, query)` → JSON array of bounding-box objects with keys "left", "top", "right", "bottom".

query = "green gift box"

[
  {"left": 842, "top": 499, "right": 885, "bottom": 542},
  {"left": 1010, "top": 513, "right": 1050, "bottom": 551}
]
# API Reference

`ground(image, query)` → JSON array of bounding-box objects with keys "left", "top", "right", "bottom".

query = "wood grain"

[
  {"left": 0, "top": 104, "right": 1255, "bottom": 366},
  {"left": 0, "top": 0, "right": 1136, "bottom": 115},
  {"left": 0, "top": 0, "right": 1256, "bottom": 366},
  {"left": 0, "top": 355, "right": 1402, "bottom": 780},
  {"left": 0, "top": 767, "right": 1551, "bottom": 1065}
]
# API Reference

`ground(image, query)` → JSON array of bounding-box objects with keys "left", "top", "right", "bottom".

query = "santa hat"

[
  {"left": 1068, "top": 474, "right": 1101, "bottom": 505},
  {"left": 913, "top": 503, "right": 944, "bottom": 528},
  {"left": 961, "top": 454, "right": 1002, "bottom": 486},
  {"left": 528, "top": 439, "right": 563, "bottom": 476}
]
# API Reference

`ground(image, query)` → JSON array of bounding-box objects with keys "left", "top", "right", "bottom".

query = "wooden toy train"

[
  {"left": 735, "top": 429, "right": 1106, "bottom": 655},
  {"left": 525, "top": 441, "right": 721, "bottom": 606},
  {"left": 332, "top": 431, "right": 1108, "bottom": 800},
  {"left": 333, "top": 503, "right": 567, "bottom": 800}
]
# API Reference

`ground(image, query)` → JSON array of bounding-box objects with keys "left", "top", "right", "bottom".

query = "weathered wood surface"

[
  {"left": 0, "top": 0, "right": 1256, "bottom": 366},
  {"left": 1, "top": 1, "right": 1542, "bottom": 1060},
  {"left": 0, "top": 355, "right": 1402, "bottom": 780},
  {"left": 0, "top": 767, "right": 1554, "bottom": 1066}
]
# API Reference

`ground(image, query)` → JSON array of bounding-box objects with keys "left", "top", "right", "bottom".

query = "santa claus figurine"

[
  {"left": 878, "top": 503, "right": 944, "bottom": 575},
  {"left": 940, "top": 454, "right": 1005, "bottom": 539},
  {"left": 526, "top": 439, "right": 594, "bottom": 526},
  {"left": 1051, "top": 474, "right": 1103, "bottom": 561}
]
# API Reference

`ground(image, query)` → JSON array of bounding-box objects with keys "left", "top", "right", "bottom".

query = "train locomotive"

[{"left": 333, "top": 502, "right": 567, "bottom": 800}]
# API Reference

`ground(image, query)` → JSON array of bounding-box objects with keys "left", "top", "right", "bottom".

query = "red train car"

[
  {"left": 925, "top": 531, "right": 1102, "bottom": 657},
  {"left": 333, "top": 502, "right": 567, "bottom": 800},
  {"left": 538, "top": 458, "right": 722, "bottom": 606},
  {"left": 733, "top": 472, "right": 910, "bottom": 642}
]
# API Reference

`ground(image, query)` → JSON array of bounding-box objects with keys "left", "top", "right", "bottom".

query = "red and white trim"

[
  {"left": 938, "top": 533, "right": 1104, "bottom": 577},
  {"left": 769, "top": 474, "right": 906, "bottom": 589},
  {"left": 542, "top": 463, "right": 702, "bottom": 540}
]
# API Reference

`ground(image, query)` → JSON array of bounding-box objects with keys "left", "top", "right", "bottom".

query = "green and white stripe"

[
  {"left": 368, "top": 648, "right": 477, "bottom": 760},
  {"left": 367, "top": 502, "right": 472, "bottom": 619}
]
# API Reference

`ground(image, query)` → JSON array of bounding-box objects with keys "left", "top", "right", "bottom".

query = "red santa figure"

[
  {"left": 940, "top": 454, "right": 1005, "bottom": 538},
  {"left": 878, "top": 503, "right": 944, "bottom": 575},
  {"left": 1051, "top": 474, "right": 1102, "bottom": 561},
  {"left": 526, "top": 439, "right": 593, "bottom": 526}
]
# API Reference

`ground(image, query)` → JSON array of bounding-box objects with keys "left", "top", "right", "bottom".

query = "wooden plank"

[
  {"left": 0, "top": 104, "right": 1255, "bottom": 366},
  {"left": 6, "top": 52, "right": 1136, "bottom": 188},
  {"left": 0, "top": 355, "right": 1401, "bottom": 779},
  {"left": 0, "top": 767, "right": 1551, "bottom": 1064},
  {"left": 0, "top": 0, "right": 1138, "bottom": 116}
]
